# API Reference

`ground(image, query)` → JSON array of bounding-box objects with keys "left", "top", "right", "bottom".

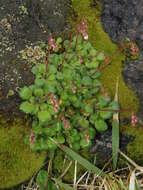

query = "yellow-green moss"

[
  {"left": 120, "top": 125, "right": 143, "bottom": 165},
  {"left": 71, "top": 0, "right": 139, "bottom": 117},
  {"left": 0, "top": 115, "right": 46, "bottom": 189}
]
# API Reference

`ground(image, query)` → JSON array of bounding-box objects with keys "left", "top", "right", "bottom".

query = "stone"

[
  {"left": 0, "top": 0, "right": 71, "bottom": 115},
  {"left": 100, "top": 0, "right": 143, "bottom": 120}
]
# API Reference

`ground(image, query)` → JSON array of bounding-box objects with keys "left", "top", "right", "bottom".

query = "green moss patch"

[
  {"left": 120, "top": 125, "right": 143, "bottom": 165},
  {"left": 71, "top": 0, "right": 139, "bottom": 117},
  {"left": 0, "top": 115, "right": 46, "bottom": 189}
]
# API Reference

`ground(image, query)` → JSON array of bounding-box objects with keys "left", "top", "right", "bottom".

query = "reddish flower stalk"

[
  {"left": 85, "top": 130, "right": 89, "bottom": 143},
  {"left": 30, "top": 128, "right": 34, "bottom": 146},
  {"left": 130, "top": 43, "right": 138, "bottom": 55},
  {"left": 131, "top": 112, "right": 137, "bottom": 127},
  {"left": 79, "top": 55, "right": 83, "bottom": 64},
  {"left": 100, "top": 86, "right": 108, "bottom": 99},
  {"left": 59, "top": 33, "right": 75, "bottom": 70},
  {"left": 72, "top": 85, "right": 77, "bottom": 94},
  {"left": 61, "top": 115, "right": 70, "bottom": 129},
  {"left": 46, "top": 36, "right": 57, "bottom": 71},
  {"left": 50, "top": 93, "right": 58, "bottom": 113},
  {"left": 97, "top": 55, "right": 110, "bottom": 72},
  {"left": 77, "top": 19, "right": 88, "bottom": 40}
]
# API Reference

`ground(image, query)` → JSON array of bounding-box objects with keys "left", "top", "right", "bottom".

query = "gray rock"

[
  {"left": 100, "top": 0, "right": 143, "bottom": 120},
  {"left": 0, "top": 0, "right": 71, "bottom": 115}
]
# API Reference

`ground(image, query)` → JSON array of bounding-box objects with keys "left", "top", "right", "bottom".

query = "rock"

[
  {"left": 100, "top": 0, "right": 143, "bottom": 120},
  {"left": 0, "top": 0, "right": 71, "bottom": 115},
  {"left": 0, "top": 0, "right": 71, "bottom": 188}
]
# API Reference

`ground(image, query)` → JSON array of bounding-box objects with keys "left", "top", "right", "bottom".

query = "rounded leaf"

[
  {"left": 19, "top": 87, "right": 32, "bottom": 100},
  {"left": 95, "top": 119, "right": 108, "bottom": 132},
  {"left": 20, "top": 101, "right": 34, "bottom": 114},
  {"left": 34, "top": 88, "right": 44, "bottom": 97},
  {"left": 38, "top": 111, "right": 51, "bottom": 123}
]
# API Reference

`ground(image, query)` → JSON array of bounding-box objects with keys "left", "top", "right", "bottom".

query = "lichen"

[
  {"left": 71, "top": 0, "right": 139, "bottom": 118},
  {"left": 19, "top": 45, "right": 46, "bottom": 64},
  {"left": 0, "top": 115, "right": 46, "bottom": 189}
]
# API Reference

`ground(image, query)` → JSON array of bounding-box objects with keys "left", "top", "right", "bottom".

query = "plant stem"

[
  {"left": 46, "top": 45, "right": 50, "bottom": 72},
  {"left": 59, "top": 32, "right": 75, "bottom": 70}
]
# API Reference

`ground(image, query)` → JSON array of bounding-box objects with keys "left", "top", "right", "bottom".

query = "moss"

[
  {"left": 71, "top": 0, "right": 139, "bottom": 118},
  {"left": 120, "top": 125, "right": 143, "bottom": 165},
  {"left": 0, "top": 115, "right": 46, "bottom": 189}
]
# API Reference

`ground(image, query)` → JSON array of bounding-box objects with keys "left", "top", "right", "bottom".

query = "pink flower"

[
  {"left": 61, "top": 116, "right": 70, "bottom": 129},
  {"left": 85, "top": 130, "right": 89, "bottom": 143},
  {"left": 77, "top": 19, "right": 88, "bottom": 40},
  {"left": 79, "top": 55, "right": 83, "bottom": 64},
  {"left": 48, "top": 36, "right": 57, "bottom": 51},
  {"left": 30, "top": 129, "right": 34, "bottom": 146},
  {"left": 104, "top": 56, "right": 109, "bottom": 64},
  {"left": 50, "top": 93, "right": 58, "bottom": 113},
  {"left": 130, "top": 43, "right": 138, "bottom": 55},
  {"left": 131, "top": 112, "right": 137, "bottom": 127},
  {"left": 72, "top": 86, "right": 77, "bottom": 94}
]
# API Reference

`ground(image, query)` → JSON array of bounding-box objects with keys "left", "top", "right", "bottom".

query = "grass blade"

[
  {"left": 112, "top": 119, "right": 119, "bottom": 170},
  {"left": 58, "top": 144, "right": 105, "bottom": 177},
  {"left": 53, "top": 178, "right": 76, "bottom": 190},
  {"left": 129, "top": 170, "right": 136, "bottom": 190},
  {"left": 50, "top": 137, "right": 105, "bottom": 176},
  {"left": 112, "top": 78, "right": 119, "bottom": 170}
]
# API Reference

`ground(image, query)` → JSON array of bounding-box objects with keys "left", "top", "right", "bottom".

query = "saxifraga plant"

[{"left": 19, "top": 20, "right": 119, "bottom": 152}]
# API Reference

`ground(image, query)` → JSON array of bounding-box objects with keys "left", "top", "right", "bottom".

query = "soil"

[
  {"left": 0, "top": 0, "right": 71, "bottom": 115},
  {"left": 100, "top": 0, "right": 143, "bottom": 120}
]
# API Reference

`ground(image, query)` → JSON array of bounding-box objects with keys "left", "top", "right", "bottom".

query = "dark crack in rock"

[
  {"left": 100, "top": 0, "right": 143, "bottom": 120},
  {"left": 0, "top": 0, "right": 71, "bottom": 115},
  {"left": 90, "top": 129, "right": 135, "bottom": 166}
]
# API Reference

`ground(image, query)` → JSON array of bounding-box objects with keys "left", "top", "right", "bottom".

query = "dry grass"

[{"left": 20, "top": 152, "right": 143, "bottom": 190}]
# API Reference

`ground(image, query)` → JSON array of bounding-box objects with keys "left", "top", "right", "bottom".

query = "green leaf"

[
  {"left": 19, "top": 87, "right": 32, "bottom": 100},
  {"left": 44, "top": 82, "right": 56, "bottom": 94},
  {"left": 34, "top": 88, "right": 44, "bottom": 97},
  {"left": 57, "top": 136, "right": 65, "bottom": 144},
  {"left": 84, "top": 104, "right": 93, "bottom": 114},
  {"left": 40, "top": 103, "right": 48, "bottom": 110},
  {"left": 38, "top": 111, "right": 51, "bottom": 123},
  {"left": 32, "top": 66, "right": 39, "bottom": 75},
  {"left": 112, "top": 119, "right": 119, "bottom": 170},
  {"left": 89, "top": 49, "right": 97, "bottom": 56},
  {"left": 100, "top": 110, "right": 113, "bottom": 119},
  {"left": 96, "top": 52, "right": 104, "bottom": 62},
  {"left": 38, "top": 64, "right": 46, "bottom": 74},
  {"left": 109, "top": 101, "right": 119, "bottom": 110},
  {"left": 80, "top": 139, "right": 90, "bottom": 148},
  {"left": 95, "top": 119, "right": 108, "bottom": 132},
  {"left": 55, "top": 143, "right": 105, "bottom": 176},
  {"left": 53, "top": 178, "right": 75, "bottom": 190},
  {"left": 56, "top": 72, "right": 64, "bottom": 80},
  {"left": 72, "top": 142, "right": 80, "bottom": 151},
  {"left": 61, "top": 91, "right": 68, "bottom": 100},
  {"left": 88, "top": 128, "right": 96, "bottom": 139},
  {"left": 20, "top": 101, "right": 34, "bottom": 114},
  {"left": 35, "top": 78, "right": 45, "bottom": 87},
  {"left": 36, "top": 170, "right": 57, "bottom": 190},
  {"left": 98, "top": 95, "right": 111, "bottom": 108},
  {"left": 82, "top": 76, "right": 92, "bottom": 86},
  {"left": 77, "top": 117, "right": 89, "bottom": 128},
  {"left": 46, "top": 139, "right": 57, "bottom": 150},
  {"left": 56, "top": 37, "right": 62, "bottom": 44},
  {"left": 89, "top": 114, "right": 98, "bottom": 124}
]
